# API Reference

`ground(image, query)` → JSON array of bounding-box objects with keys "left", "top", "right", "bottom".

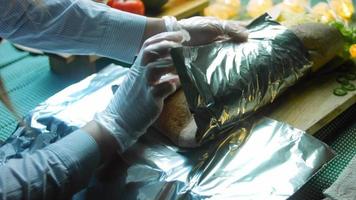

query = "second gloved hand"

[
  {"left": 95, "top": 30, "right": 190, "bottom": 152},
  {"left": 163, "top": 16, "right": 249, "bottom": 46}
]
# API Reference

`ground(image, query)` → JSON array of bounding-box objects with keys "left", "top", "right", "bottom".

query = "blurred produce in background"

[
  {"left": 107, "top": 0, "right": 145, "bottom": 15},
  {"left": 330, "top": 0, "right": 354, "bottom": 20},
  {"left": 97, "top": 0, "right": 355, "bottom": 59},
  {"left": 141, "top": 0, "right": 188, "bottom": 15},
  {"left": 203, "top": 0, "right": 355, "bottom": 60},
  {"left": 204, "top": 0, "right": 355, "bottom": 21},
  {"left": 204, "top": 0, "right": 241, "bottom": 19},
  {"left": 141, "top": 0, "right": 169, "bottom": 12},
  {"left": 350, "top": 44, "right": 356, "bottom": 58},
  {"left": 246, "top": 0, "right": 273, "bottom": 18}
]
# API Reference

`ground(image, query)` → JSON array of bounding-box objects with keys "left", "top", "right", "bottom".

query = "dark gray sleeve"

[{"left": 0, "top": 130, "right": 100, "bottom": 199}]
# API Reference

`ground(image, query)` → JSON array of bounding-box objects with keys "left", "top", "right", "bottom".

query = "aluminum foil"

[
  {"left": 0, "top": 64, "right": 334, "bottom": 200},
  {"left": 172, "top": 14, "right": 312, "bottom": 145}
]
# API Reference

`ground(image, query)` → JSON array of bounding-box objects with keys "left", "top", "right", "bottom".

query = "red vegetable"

[{"left": 107, "top": 0, "right": 145, "bottom": 15}]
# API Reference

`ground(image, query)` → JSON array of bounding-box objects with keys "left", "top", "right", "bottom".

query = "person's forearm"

[
  {"left": 0, "top": 0, "right": 146, "bottom": 63},
  {"left": 0, "top": 129, "right": 101, "bottom": 199},
  {"left": 0, "top": 120, "right": 122, "bottom": 199}
]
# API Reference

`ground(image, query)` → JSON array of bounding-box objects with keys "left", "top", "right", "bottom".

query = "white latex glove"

[
  {"left": 163, "top": 16, "right": 248, "bottom": 46},
  {"left": 95, "top": 30, "right": 190, "bottom": 152}
]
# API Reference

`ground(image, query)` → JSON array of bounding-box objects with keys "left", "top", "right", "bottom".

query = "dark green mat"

[
  {"left": 0, "top": 42, "right": 78, "bottom": 142},
  {"left": 0, "top": 41, "right": 29, "bottom": 69}
]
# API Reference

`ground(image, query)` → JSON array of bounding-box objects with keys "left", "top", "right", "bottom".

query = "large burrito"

[{"left": 154, "top": 14, "right": 344, "bottom": 147}]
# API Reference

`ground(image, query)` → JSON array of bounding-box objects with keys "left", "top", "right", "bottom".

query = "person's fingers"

[
  {"left": 140, "top": 31, "right": 190, "bottom": 65},
  {"left": 222, "top": 21, "right": 249, "bottom": 43},
  {"left": 179, "top": 18, "right": 249, "bottom": 46},
  {"left": 159, "top": 74, "right": 181, "bottom": 88},
  {"left": 145, "top": 58, "right": 175, "bottom": 85},
  {"left": 141, "top": 46, "right": 170, "bottom": 66},
  {"left": 145, "top": 40, "right": 179, "bottom": 55},
  {"left": 151, "top": 77, "right": 180, "bottom": 99},
  {"left": 144, "top": 31, "right": 186, "bottom": 48},
  {"left": 141, "top": 40, "right": 180, "bottom": 65}
]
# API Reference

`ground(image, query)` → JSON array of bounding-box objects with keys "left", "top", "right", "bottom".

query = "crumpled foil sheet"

[
  {"left": 0, "top": 65, "right": 334, "bottom": 200},
  {"left": 172, "top": 14, "right": 312, "bottom": 145}
]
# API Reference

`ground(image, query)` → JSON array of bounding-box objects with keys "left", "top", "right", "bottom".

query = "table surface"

[
  {"left": 267, "top": 64, "right": 356, "bottom": 135},
  {"left": 158, "top": 0, "right": 209, "bottom": 19}
]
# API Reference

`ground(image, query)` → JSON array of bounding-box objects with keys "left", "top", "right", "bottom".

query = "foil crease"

[
  {"left": 0, "top": 65, "right": 334, "bottom": 200},
  {"left": 171, "top": 14, "right": 312, "bottom": 144}
]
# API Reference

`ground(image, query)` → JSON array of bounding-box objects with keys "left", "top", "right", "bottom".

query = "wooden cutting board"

[
  {"left": 158, "top": 0, "right": 209, "bottom": 19},
  {"left": 266, "top": 64, "right": 356, "bottom": 135}
]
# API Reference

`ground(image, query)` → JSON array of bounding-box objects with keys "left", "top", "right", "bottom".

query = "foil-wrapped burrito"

[{"left": 168, "top": 14, "right": 312, "bottom": 145}]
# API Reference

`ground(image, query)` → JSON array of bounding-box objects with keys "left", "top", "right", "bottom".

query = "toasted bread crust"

[
  {"left": 290, "top": 23, "right": 344, "bottom": 71},
  {"left": 155, "top": 89, "right": 193, "bottom": 145}
]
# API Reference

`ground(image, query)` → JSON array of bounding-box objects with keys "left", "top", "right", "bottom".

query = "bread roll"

[
  {"left": 289, "top": 23, "right": 344, "bottom": 72},
  {"left": 154, "top": 89, "right": 198, "bottom": 147},
  {"left": 155, "top": 23, "right": 344, "bottom": 148}
]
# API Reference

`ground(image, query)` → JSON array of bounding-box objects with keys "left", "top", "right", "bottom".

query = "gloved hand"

[
  {"left": 163, "top": 16, "right": 248, "bottom": 46},
  {"left": 95, "top": 30, "right": 190, "bottom": 152}
]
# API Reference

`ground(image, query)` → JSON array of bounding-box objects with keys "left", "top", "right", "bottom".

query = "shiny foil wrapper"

[
  {"left": 172, "top": 14, "right": 312, "bottom": 144},
  {"left": 0, "top": 65, "right": 334, "bottom": 199}
]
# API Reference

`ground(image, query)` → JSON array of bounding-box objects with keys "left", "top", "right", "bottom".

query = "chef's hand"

[
  {"left": 163, "top": 16, "right": 248, "bottom": 46},
  {"left": 94, "top": 30, "right": 190, "bottom": 152}
]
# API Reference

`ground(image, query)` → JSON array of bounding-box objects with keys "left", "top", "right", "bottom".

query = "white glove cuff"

[
  {"left": 162, "top": 16, "right": 182, "bottom": 32},
  {"left": 94, "top": 113, "right": 138, "bottom": 153}
]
